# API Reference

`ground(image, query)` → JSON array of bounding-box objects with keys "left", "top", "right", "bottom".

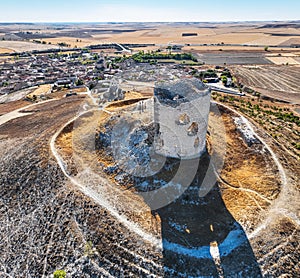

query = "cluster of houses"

[
  {"left": 0, "top": 47, "right": 236, "bottom": 103},
  {"left": 0, "top": 51, "right": 118, "bottom": 96}
]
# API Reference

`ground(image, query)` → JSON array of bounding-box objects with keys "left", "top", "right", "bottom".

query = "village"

[
  {"left": 0, "top": 44, "right": 246, "bottom": 105},
  {"left": 0, "top": 50, "right": 110, "bottom": 96}
]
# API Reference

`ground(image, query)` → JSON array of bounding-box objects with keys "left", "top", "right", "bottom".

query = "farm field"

[
  {"left": 266, "top": 53, "right": 300, "bottom": 65},
  {"left": 0, "top": 40, "right": 60, "bottom": 52},
  {"left": 196, "top": 52, "right": 272, "bottom": 65},
  {"left": 183, "top": 45, "right": 294, "bottom": 52},
  {"left": 86, "top": 23, "right": 300, "bottom": 46},
  {"left": 232, "top": 65, "right": 300, "bottom": 104},
  {"left": 27, "top": 84, "right": 52, "bottom": 99},
  {"left": 1, "top": 22, "right": 300, "bottom": 52}
]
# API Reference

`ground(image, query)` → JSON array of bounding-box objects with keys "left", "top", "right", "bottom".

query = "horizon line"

[{"left": 0, "top": 19, "right": 299, "bottom": 24}]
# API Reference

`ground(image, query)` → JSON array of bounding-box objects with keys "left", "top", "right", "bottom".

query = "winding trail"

[
  {"left": 214, "top": 101, "right": 287, "bottom": 189},
  {"left": 214, "top": 102, "right": 300, "bottom": 239},
  {"left": 216, "top": 174, "right": 272, "bottom": 204},
  {"left": 0, "top": 97, "right": 161, "bottom": 248},
  {"left": 51, "top": 99, "right": 294, "bottom": 250},
  {"left": 49, "top": 109, "right": 162, "bottom": 248},
  {"left": 1, "top": 97, "right": 294, "bottom": 244},
  {"left": 1, "top": 94, "right": 298, "bottom": 276},
  {"left": 50, "top": 98, "right": 296, "bottom": 249}
]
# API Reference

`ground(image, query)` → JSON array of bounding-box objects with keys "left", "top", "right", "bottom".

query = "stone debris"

[
  {"left": 154, "top": 78, "right": 208, "bottom": 108},
  {"left": 234, "top": 116, "right": 260, "bottom": 146}
]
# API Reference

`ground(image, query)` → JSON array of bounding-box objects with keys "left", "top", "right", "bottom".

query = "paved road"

[
  {"left": 208, "top": 85, "right": 245, "bottom": 96},
  {"left": 115, "top": 43, "right": 131, "bottom": 53}
]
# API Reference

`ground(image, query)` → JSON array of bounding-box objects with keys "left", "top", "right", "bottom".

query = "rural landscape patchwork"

[{"left": 0, "top": 1, "right": 299, "bottom": 277}]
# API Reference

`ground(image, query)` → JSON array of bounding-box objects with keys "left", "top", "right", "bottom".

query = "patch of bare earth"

[
  {"left": 217, "top": 107, "right": 281, "bottom": 231},
  {"left": 0, "top": 99, "right": 31, "bottom": 115}
]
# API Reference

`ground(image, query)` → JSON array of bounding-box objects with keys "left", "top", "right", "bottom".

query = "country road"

[{"left": 208, "top": 85, "right": 245, "bottom": 96}]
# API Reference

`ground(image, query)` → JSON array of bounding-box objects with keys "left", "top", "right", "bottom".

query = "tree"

[
  {"left": 221, "top": 76, "right": 228, "bottom": 86},
  {"left": 166, "top": 45, "right": 172, "bottom": 54},
  {"left": 264, "top": 46, "right": 269, "bottom": 51},
  {"left": 89, "top": 83, "right": 96, "bottom": 90},
  {"left": 76, "top": 79, "right": 84, "bottom": 86},
  {"left": 53, "top": 270, "right": 66, "bottom": 278}
]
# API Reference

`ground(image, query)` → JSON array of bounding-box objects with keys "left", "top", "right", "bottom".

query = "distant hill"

[{"left": 258, "top": 23, "right": 300, "bottom": 29}]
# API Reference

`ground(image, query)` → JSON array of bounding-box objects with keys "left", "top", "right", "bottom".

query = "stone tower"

[{"left": 154, "top": 78, "right": 211, "bottom": 159}]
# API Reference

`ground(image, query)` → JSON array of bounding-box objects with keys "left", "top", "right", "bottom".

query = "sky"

[{"left": 0, "top": 0, "right": 299, "bottom": 23}]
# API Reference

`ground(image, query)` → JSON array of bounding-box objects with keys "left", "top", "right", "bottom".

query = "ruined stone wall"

[{"left": 154, "top": 78, "right": 211, "bottom": 159}]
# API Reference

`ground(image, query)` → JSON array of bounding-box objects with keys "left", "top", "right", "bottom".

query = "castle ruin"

[{"left": 154, "top": 78, "right": 211, "bottom": 159}]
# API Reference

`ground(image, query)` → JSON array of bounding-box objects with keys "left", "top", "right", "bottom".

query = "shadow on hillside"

[{"left": 149, "top": 152, "right": 262, "bottom": 277}]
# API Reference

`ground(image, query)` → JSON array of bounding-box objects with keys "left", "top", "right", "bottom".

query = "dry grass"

[
  {"left": 265, "top": 56, "right": 300, "bottom": 65},
  {"left": 124, "top": 91, "right": 145, "bottom": 100},
  {"left": 72, "top": 87, "right": 88, "bottom": 93},
  {"left": 86, "top": 25, "right": 298, "bottom": 46},
  {"left": 56, "top": 123, "right": 74, "bottom": 157},
  {"left": 56, "top": 109, "right": 112, "bottom": 158},
  {"left": 20, "top": 24, "right": 298, "bottom": 47},
  {"left": 0, "top": 48, "right": 14, "bottom": 54},
  {"left": 1, "top": 24, "right": 300, "bottom": 52},
  {"left": 249, "top": 36, "right": 299, "bottom": 46},
  {"left": 130, "top": 46, "right": 160, "bottom": 52},
  {"left": 105, "top": 97, "right": 149, "bottom": 112},
  {"left": 215, "top": 111, "right": 281, "bottom": 226},
  {"left": 0, "top": 41, "right": 59, "bottom": 52},
  {"left": 54, "top": 92, "right": 286, "bottom": 237},
  {"left": 183, "top": 45, "right": 296, "bottom": 52},
  {"left": 40, "top": 37, "right": 96, "bottom": 48},
  {"left": 179, "top": 33, "right": 264, "bottom": 45},
  {"left": 27, "top": 84, "right": 51, "bottom": 98},
  {"left": 0, "top": 99, "right": 30, "bottom": 115}
]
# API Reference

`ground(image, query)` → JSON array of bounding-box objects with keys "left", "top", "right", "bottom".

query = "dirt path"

[
  {"left": 215, "top": 102, "right": 300, "bottom": 240},
  {"left": 0, "top": 99, "right": 57, "bottom": 126},
  {"left": 49, "top": 108, "right": 162, "bottom": 248},
  {"left": 0, "top": 93, "right": 299, "bottom": 277}
]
